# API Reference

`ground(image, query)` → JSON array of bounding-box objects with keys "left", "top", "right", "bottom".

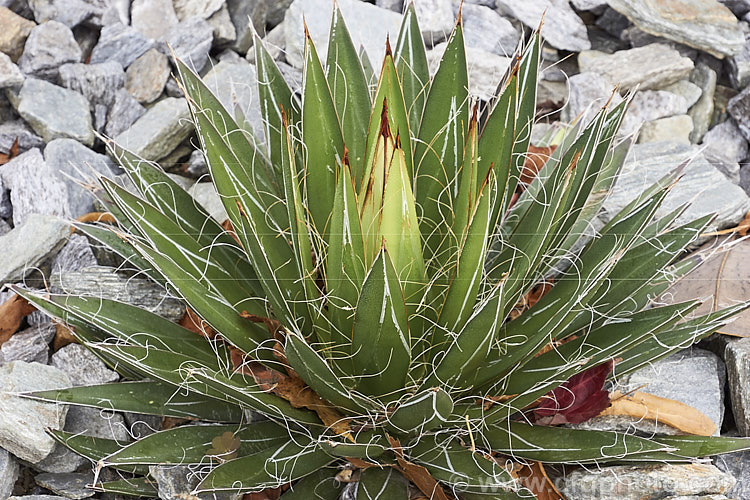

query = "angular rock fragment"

[{"left": 17, "top": 20, "right": 81, "bottom": 81}]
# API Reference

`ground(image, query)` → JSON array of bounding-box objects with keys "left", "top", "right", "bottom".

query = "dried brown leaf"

[
  {"left": 520, "top": 145, "right": 557, "bottom": 186},
  {"left": 599, "top": 390, "right": 717, "bottom": 436},
  {"left": 0, "top": 293, "right": 36, "bottom": 345},
  {"left": 518, "top": 462, "right": 565, "bottom": 500},
  {"left": 387, "top": 436, "right": 452, "bottom": 500},
  {"left": 53, "top": 322, "right": 77, "bottom": 351},
  {"left": 0, "top": 137, "right": 19, "bottom": 166},
  {"left": 179, "top": 308, "right": 216, "bottom": 339}
]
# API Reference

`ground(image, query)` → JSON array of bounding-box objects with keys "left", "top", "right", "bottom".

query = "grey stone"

[
  {"left": 0, "top": 176, "right": 9, "bottom": 219},
  {"left": 226, "top": 0, "right": 268, "bottom": 54},
  {"left": 277, "top": 60, "right": 302, "bottom": 93},
  {"left": 725, "top": 338, "right": 750, "bottom": 435},
  {"left": 0, "top": 52, "right": 23, "bottom": 89},
  {"left": 561, "top": 72, "right": 621, "bottom": 126},
  {"left": 688, "top": 63, "right": 717, "bottom": 143},
  {"left": 0, "top": 7, "right": 35, "bottom": 61},
  {"left": 496, "top": 0, "right": 590, "bottom": 52},
  {"left": 114, "top": 97, "right": 192, "bottom": 161},
  {"left": 458, "top": 3, "right": 520, "bottom": 56},
  {"left": 173, "top": 0, "right": 223, "bottom": 21},
  {"left": 17, "top": 21, "right": 81, "bottom": 81},
  {"left": 604, "top": 141, "right": 750, "bottom": 233},
  {"left": 571, "top": 0, "right": 607, "bottom": 9},
  {"left": 0, "top": 218, "right": 10, "bottom": 236},
  {"left": 728, "top": 85, "right": 750, "bottom": 141},
  {"left": 0, "top": 149, "right": 70, "bottom": 226},
  {"left": 50, "top": 344, "right": 119, "bottom": 387},
  {"left": 90, "top": 22, "right": 154, "bottom": 69},
  {"left": 58, "top": 61, "right": 125, "bottom": 109},
  {"left": 159, "top": 17, "right": 213, "bottom": 74},
  {"left": 0, "top": 323, "right": 55, "bottom": 365},
  {"left": 123, "top": 412, "right": 160, "bottom": 438},
  {"left": 50, "top": 266, "right": 185, "bottom": 321},
  {"left": 105, "top": 88, "right": 146, "bottom": 137},
  {"left": 624, "top": 349, "right": 725, "bottom": 435},
  {"left": 0, "top": 215, "right": 68, "bottom": 286},
  {"left": 207, "top": 4, "right": 236, "bottom": 46},
  {"left": 714, "top": 446, "right": 750, "bottom": 500},
  {"left": 283, "top": 0, "right": 402, "bottom": 69},
  {"left": 620, "top": 90, "right": 689, "bottom": 137},
  {"left": 721, "top": 0, "right": 750, "bottom": 16},
  {"left": 189, "top": 182, "right": 227, "bottom": 222},
  {"left": 52, "top": 233, "right": 97, "bottom": 274},
  {"left": 0, "top": 448, "right": 19, "bottom": 499},
  {"left": 413, "top": 0, "right": 453, "bottom": 46},
  {"left": 202, "top": 59, "right": 264, "bottom": 140},
  {"left": 596, "top": 6, "right": 630, "bottom": 38},
  {"left": 35, "top": 473, "right": 95, "bottom": 499},
  {"left": 186, "top": 149, "right": 207, "bottom": 178},
  {"left": 0, "top": 119, "right": 44, "bottom": 154},
  {"left": 266, "top": 0, "right": 292, "bottom": 27},
  {"left": 663, "top": 80, "right": 703, "bottom": 108},
  {"left": 130, "top": 0, "right": 177, "bottom": 40},
  {"left": 608, "top": 0, "right": 744, "bottom": 58},
  {"left": 150, "top": 464, "right": 242, "bottom": 500},
  {"left": 560, "top": 464, "right": 736, "bottom": 500},
  {"left": 638, "top": 115, "right": 694, "bottom": 144},
  {"left": 28, "top": 0, "right": 105, "bottom": 27},
  {"left": 427, "top": 43, "right": 512, "bottom": 100},
  {"left": 0, "top": 361, "right": 69, "bottom": 463},
  {"left": 578, "top": 44, "right": 694, "bottom": 91},
  {"left": 44, "top": 138, "right": 118, "bottom": 217},
  {"left": 125, "top": 49, "right": 169, "bottom": 104},
  {"left": 100, "top": 0, "right": 129, "bottom": 25},
  {"left": 702, "top": 120, "right": 749, "bottom": 164},
  {"left": 620, "top": 26, "right": 700, "bottom": 59},
  {"left": 9, "top": 497, "right": 68, "bottom": 500},
  {"left": 35, "top": 406, "right": 129, "bottom": 474},
  {"left": 376, "top": 0, "right": 402, "bottom": 11},
  {"left": 729, "top": 21, "right": 750, "bottom": 89},
  {"left": 8, "top": 78, "right": 94, "bottom": 146}
]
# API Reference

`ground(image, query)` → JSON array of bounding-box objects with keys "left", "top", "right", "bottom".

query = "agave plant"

[{"left": 15, "top": 4, "right": 750, "bottom": 499}]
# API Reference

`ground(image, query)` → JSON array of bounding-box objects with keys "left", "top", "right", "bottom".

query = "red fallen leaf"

[
  {"left": 179, "top": 307, "right": 216, "bottom": 339},
  {"left": 533, "top": 359, "right": 615, "bottom": 425}
]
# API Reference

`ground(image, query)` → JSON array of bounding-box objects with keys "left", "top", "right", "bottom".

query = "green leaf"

[
  {"left": 410, "top": 434, "right": 519, "bottom": 495},
  {"left": 175, "top": 57, "right": 282, "bottom": 211},
  {"left": 92, "top": 478, "right": 159, "bottom": 498},
  {"left": 394, "top": 3, "right": 429, "bottom": 138},
  {"left": 357, "top": 467, "right": 409, "bottom": 500},
  {"left": 14, "top": 291, "right": 224, "bottom": 367},
  {"left": 196, "top": 440, "right": 333, "bottom": 492},
  {"left": 280, "top": 468, "right": 343, "bottom": 499},
  {"left": 103, "top": 423, "right": 289, "bottom": 465},
  {"left": 188, "top": 101, "right": 308, "bottom": 332},
  {"left": 415, "top": 20, "right": 468, "bottom": 267},
  {"left": 326, "top": 164, "right": 367, "bottom": 360},
  {"left": 358, "top": 50, "right": 412, "bottom": 194},
  {"left": 437, "top": 168, "right": 494, "bottom": 334},
  {"left": 24, "top": 381, "right": 242, "bottom": 422},
  {"left": 388, "top": 388, "right": 453, "bottom": 435},
  {"left": 254, "top": 34, "right": 301, "bottom": 175},
  {"left": 351, "top": 249, "right": 411, "bottom": 397},
  {"left": 303, "top": 31, "right": 346, "bottom": 236},
  {"left": 378, "top": 139, "right": 426, "bottom": 309},
  {"left": 319, "top": 431, "right": 388, "bottom": 459},
  {"left": 484, "top": 422, "right": 670, "bottom": 464},
  {"left": 326, "top": 5, "right": 371, "bottom": 169},
  {"left": 285, "top": 333, "right": 373, "bottom": 414},
  {"left": 281, "top": 105, "right": 322, "bottom": 339},
  {"left": 47, "top": 429, "right": 149, "bottom": 476}
]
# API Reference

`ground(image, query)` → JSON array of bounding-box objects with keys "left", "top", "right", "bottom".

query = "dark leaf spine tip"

[{"left": 384, "top": 35, "right": 393, "bottom": 58}]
